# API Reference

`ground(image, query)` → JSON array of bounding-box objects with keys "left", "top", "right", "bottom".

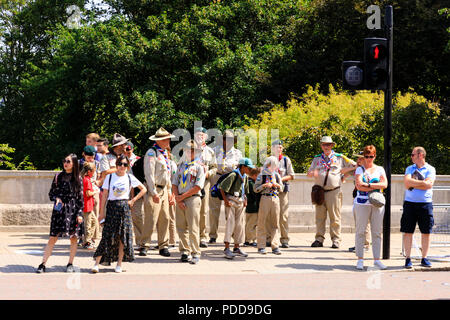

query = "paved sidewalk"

[
  {"left": 1, "top": 232, "right": 449, "bottom": 300},
  {"left": 1, "top": 231, "right": 449, "bottom": 275}
]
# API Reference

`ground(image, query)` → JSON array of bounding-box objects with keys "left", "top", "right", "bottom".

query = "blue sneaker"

[
  {"left": 421, "top": 258, "right": 432, "bottom": 268},
  {"left": 404, "top": 258, "right": 413, "bottom": 269}
]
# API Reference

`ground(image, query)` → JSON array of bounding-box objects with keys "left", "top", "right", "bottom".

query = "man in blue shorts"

[{"left": 401, "top": 146, "right": 436, "bottom": 269}]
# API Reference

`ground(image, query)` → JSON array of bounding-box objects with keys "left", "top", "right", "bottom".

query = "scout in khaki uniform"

[
  {"left": 140, "top": 128, "right": 176, "bottom": 257},
  {"left": 307, "top": 136, "right": 356, "bottom": 248},
  {"left": 209, "top": 129, "right": 242, "bottom": 243},
  {"left": 266, "top": 140, "right": 295, "bottom": 248},
  {"left": 172, "top": 140, "right": 206, "bottom": 265},
  {"left": 254, "top": 156, "right": 284, "bottom": 255},
  {"left": 193, "top": 127, "right": 217, "bottom": 248},
  {"left": 218, "top": 158, "right": 254, "bottom": 259}
]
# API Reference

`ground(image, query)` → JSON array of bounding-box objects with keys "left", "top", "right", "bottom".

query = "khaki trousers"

[
  {"left": 208, "top": 174, "right": 222, "bottom": 239},
  {"left": 257, "top": 195, "right": 280, "bottom": 249},
  {"left": 83, "top": 210, "right": 99, "bottom": 244},
  {"left": 314, "top": 188, "right": 342, "bottom": 244},
  {"left": 223, "top": 198, "right": 246, "bottom": 244},
  {"left": 142, "top": 185, "right": 170, "bottom": 249},
  {"left": 169, "top": 204, "right": 177, "bottom": 246},
  {"left": 245, "top": 213, "right": 258, "bottom": 242},
  {"left": 176, "top": 196, "right": 202, "bottom": 257},
  {"left": 131, "top": 197, "right": 144, "bottom": 247},
  {"left": 199, "top": 179, "right": 211, "bottom": 242},
  {"left": 354, "top": 203, "right": 384, "bottom": 259},
  {"left": 352, "top": 206, "right": 371, "bottom": 247},
  {"left": 266, "top": 191, "right": 289, "bottom": 244}
]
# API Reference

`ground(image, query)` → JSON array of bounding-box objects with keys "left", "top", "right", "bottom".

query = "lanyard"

[{"left": 233, "top": 168, "right": 246, "bottom": 199}]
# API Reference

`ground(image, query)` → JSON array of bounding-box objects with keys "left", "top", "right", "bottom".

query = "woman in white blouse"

[{"left": 354, "top": 145, "right": 388, "bottom": 270}]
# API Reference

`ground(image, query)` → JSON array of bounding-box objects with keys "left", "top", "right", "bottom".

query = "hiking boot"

[
  {"left": 258, "top": 248, "right": 267, "bottom": 255},
  {"left": 180, "top": 254, "right": 192, "bottom": 262},
  {"left": 200, "top": 241, "right": 208, "bottom": 248},
  {"left": 138, "top": 248, "right": 147, "bottom": 256},
  {"left": 272, "top": 248, "right": 281, "bottom": 255},
  {"left": 208, "top": 238, "right": 216, "bottom": 244}
]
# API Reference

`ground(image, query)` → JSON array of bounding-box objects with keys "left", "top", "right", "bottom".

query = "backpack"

[
  {"left": 210, "top": 171, "right": 238, "bottom": 200},
  {"left": 131, "top": 146, "right": 156, "bottom": 184}
]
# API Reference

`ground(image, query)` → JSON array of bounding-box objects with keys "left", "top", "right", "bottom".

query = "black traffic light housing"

[
  {"left": 364, "top": 37, "right": 388, "bottom": 90},
  {"left": 342, "top": 61, "right": 365, "bottom": 90}
]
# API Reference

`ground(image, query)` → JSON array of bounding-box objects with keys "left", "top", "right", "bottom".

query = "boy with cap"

[
  {"left": 79, "top": 145, "right": 101, "bottom": 248},
  {"left": 218, "top": 158, "right": 254, "bottom": 259},
  {"left": 172, "top": 140, "right": 206, "bottom": 264},
  {"left": 209, "top": 129, "right": 242, "bottom": 244}
]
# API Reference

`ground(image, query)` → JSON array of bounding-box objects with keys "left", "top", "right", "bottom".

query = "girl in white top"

[
  {"left": 354, "top": 145, "right": 388, "bottom": 270},
  {"left": 92, "top": 155, "right": 147, "bottom": 273}
]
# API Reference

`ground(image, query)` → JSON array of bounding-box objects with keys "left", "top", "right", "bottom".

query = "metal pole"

[{"left": 383, "top": 5, "right": 393, "bottom": 259}]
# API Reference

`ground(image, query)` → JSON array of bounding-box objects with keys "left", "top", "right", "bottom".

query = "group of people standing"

[{"left": 35, "top": 129, "right": 437, "bottom": 273}]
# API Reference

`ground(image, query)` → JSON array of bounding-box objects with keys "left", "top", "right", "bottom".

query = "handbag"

[
  {"left": 311, "top": 168, "right": 330, "bottom": 206},
  {"left": 368, "top": 190, "right": 385, "bottom": 207}
]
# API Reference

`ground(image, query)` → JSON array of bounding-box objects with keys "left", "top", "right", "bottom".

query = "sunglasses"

[
  {"left": 364, "top": 155, "right": 375, "bottom": 159},
  {"left": 62, "top": 159, "right": 72, "bottom": 164},
  {"left": 117, "top": 162, "right": 129, "bottom": 167}
]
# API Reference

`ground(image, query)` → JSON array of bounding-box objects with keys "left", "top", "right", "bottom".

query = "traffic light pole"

[{"left": 383, "top": 6, "right": 393, "bottom": 260}]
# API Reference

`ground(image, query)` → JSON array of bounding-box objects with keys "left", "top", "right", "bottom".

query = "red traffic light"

[{"left": 368, "top": 44, "right": 387, "bottom": 61}]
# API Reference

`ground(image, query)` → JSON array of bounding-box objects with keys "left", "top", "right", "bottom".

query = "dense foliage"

[{"left": 0, "top": 0, "right": 448, "bottom": 171}]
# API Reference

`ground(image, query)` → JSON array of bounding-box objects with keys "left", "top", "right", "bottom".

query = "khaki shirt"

[
  {"left": 99, "top": 153, "right": 117, "bottom": 173},
  {"left": 144, "top": 147, "right": 172, "bottom": 196},
  {"left": 213, "top": 146, "right": 242, "bottom": 174},
  {"left": 254, "top": 170, "right": 284, "bottom": 194},
  {"left": 308, "top": 152, "right": 355, "bottom": 190},
  {"left": 172, "top": 161, "right": 205, "bottom": 196},
  {"left": 278, "top": 155, "right": 295, "bottom": 179},
  {"left": 194, "top": 145, "right": 217, "bottom": 179}
]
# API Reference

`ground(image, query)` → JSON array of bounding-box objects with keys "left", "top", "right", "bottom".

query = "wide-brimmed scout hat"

[
  {"left": 239, "top": 157, "right": 255, "bottom": 169},
  {"left": 111, "top": 133, "right": 129, "bottom": 147},
  {"left": 149, "top": 127, "right": 176, "bottom": 141},
  {"left": 320, "top": 136, "right": 335, "bottom": 145}
]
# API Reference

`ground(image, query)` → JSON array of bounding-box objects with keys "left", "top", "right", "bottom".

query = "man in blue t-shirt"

[{"left": 401, "top": 146, "right": 436, "bottom": 269}]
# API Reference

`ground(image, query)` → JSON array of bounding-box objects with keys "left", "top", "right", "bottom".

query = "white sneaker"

[
  {"left": 356, "top": 259, "right": 364, "bottom": 270},
  {"left": 91, "top": 265, "right": 99, "bottom": 273},
  {"left": 115, "top": 265, "right": 122, "bottom": 273},
  {"left": 374, "top": 260, "right": 387, "bottom": 270}
]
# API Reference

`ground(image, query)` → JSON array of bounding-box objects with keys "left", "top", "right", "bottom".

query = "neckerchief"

[
  {"left": 267, "top": 174, "right": 279, "bottom": 197},
  {"left": 154, "top": 143, "right": 171, "bottom": 174},
  {"left": 180, "top": 160, "right": 196, "bottom": 189},
  {"left": 277, "top": 154, "right": 284, "bottom": 174},
  {"left": 320, "top": 151, "right": 335, "bottom": 170},
  {"left": 233, "top": 168, "right": 246, "bottom": 199}
]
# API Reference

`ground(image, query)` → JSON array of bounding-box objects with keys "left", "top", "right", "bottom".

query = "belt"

[
  {"left": 156, "top": 185, "right": 165, "bottom": 189},
  {"left": 324, "top": 186, "right": 340, "bottom": 192},
  {"left": 261, "top": 193, "right": 278, "bottom": 197}
]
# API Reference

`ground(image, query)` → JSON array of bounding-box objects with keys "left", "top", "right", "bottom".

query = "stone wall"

[{"left": 0, "top": 170, "right": 449, "bottom": 232}]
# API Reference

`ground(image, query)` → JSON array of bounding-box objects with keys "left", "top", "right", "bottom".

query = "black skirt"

[{"left": 93, "top": 200, "right": 135, "bottom": 265}]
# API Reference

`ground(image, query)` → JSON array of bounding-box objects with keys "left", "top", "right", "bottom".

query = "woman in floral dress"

[{"left": 36, "top": 153, "right": 84, "bottom": 273}]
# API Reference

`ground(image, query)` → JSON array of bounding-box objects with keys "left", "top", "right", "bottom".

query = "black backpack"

[
  {"left": 210, "top": 171, "right": 238, "bottom": 200},
  {"left": 131, "top": 146, "right": 156, "bottom": 184}
]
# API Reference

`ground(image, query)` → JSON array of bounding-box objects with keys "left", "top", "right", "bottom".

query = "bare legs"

[{"left": 41, "top": 235, "right": 79, "bottom": 266}]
